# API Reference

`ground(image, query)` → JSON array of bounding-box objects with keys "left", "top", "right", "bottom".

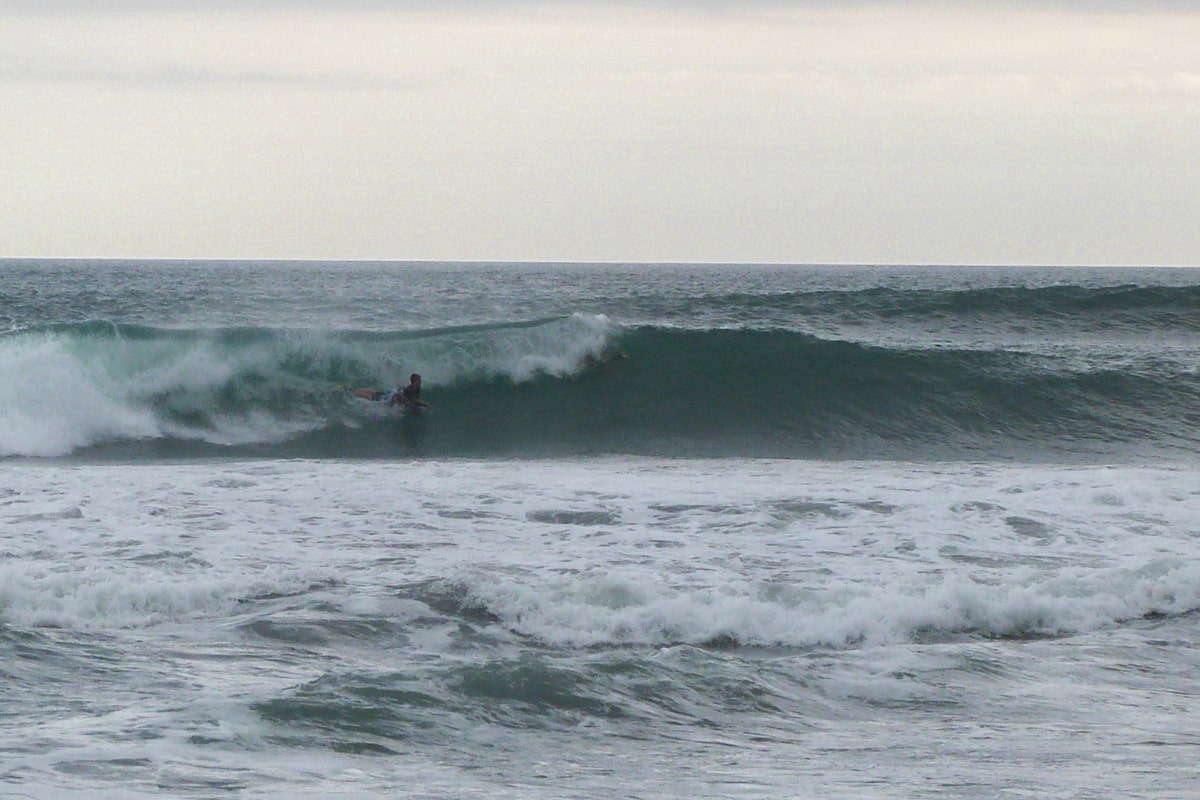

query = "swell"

[
  {"left": 2, "top": 320, "right": 1196, "bottom": 461},
  {"left": 683, "top": 284, "right": 1200, "bottom": 328}
]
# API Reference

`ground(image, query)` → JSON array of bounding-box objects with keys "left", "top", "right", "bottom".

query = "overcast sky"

[{"left": 2, "top": 2, "right": 1197, "bottom": 265}]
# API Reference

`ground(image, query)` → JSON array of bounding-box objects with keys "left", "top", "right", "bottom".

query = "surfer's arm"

[{"left": 397, "top": 388, "right": 431, "bottom": 409}]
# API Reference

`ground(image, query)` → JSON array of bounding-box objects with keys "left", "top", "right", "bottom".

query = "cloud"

[
  {"left": 2, "top": 1, "right": 1198, "bottom": 263},
  {"left": 0, "top": 53, "right": 424, "bottom": 91}
]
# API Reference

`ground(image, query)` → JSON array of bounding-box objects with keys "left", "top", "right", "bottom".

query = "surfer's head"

[{"left": 410, "top": 373, "right": 421, "bottom": 385}]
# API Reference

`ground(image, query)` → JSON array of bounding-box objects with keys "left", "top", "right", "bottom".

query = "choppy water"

[{"left": 2, "top": 260, "right": 1199, "bottom": 798}]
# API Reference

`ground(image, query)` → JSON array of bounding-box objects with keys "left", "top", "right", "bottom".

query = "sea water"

[{"left": 2, "top": 261, "right": 1199, "bottom": 798}]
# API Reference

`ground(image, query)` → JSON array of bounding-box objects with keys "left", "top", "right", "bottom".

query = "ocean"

[{"left": 2, "top": 259, "right": 1198, "bottom": 798}]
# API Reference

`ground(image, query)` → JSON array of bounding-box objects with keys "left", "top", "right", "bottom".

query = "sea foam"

[
  {"left": 0, "top": 332, "right": 161, "bottom": 456},
  {"left": 450, "top": 557, "right": 1200, "bottom": 649}
]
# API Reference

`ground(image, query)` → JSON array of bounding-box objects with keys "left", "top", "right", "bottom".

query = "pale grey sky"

[{"left": 2, "top": 2, "right": 1197, "bottom": 264}]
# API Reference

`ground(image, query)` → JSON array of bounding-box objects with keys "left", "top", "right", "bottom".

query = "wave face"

[
  {"left": 2, "top": 319, "right": 1196, "bottom": 461},
  {"left": 2, "top": 261, "right": 1198, "bottom": 460}
]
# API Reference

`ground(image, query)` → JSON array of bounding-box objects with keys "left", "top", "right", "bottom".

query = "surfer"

[
  {"left": 398, "top": 373, "right": 431, "bottom": 411},
  {"left": 352, "top": 385, "right": 404, "bottom": 406},
  {"left": 352, "top": 374, "right": 429, "bottom": 410}
]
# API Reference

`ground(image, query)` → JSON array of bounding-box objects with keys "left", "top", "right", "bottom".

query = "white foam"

[
  {"left": 0, "top": 563, "right": 263, "bottom": 629},
  {"left": 164, "top": 410, "right": 321, "bottom": 446},
  {"left": 2, "top": 458, "right": 1197, "bottom": 646},
  {"left": 0, "top": 333, "right": 162, "bottom": 456},
  {"left": 451, "top": 557, "right": 1200, "bottom": 649},
  {"left": 432, "top": 313, "right": 617, "bottom": 384}
]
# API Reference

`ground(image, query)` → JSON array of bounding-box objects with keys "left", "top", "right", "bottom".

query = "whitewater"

[{"left": 2, "top": 260, "right": 1199, "bottom": 798}]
